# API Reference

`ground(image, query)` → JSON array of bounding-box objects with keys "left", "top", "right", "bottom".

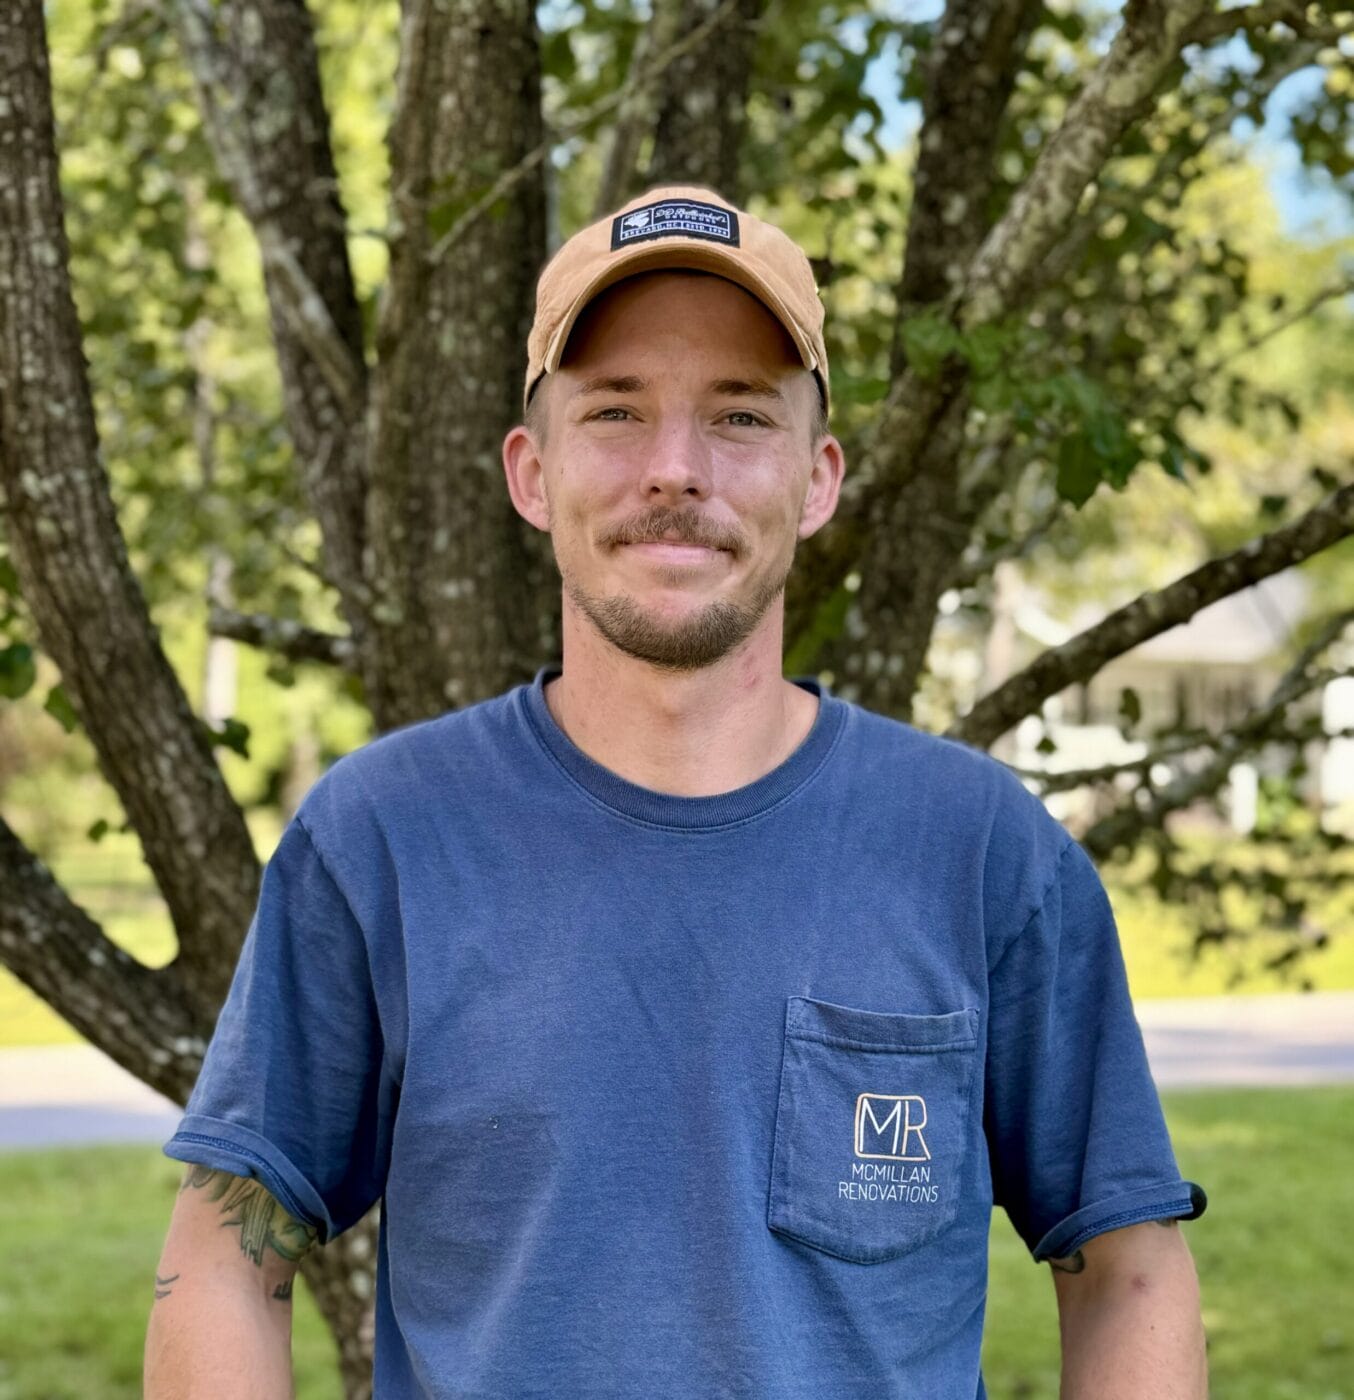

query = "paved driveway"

[
  {"left": 1135, "top": 990, "right": 1354, "bottom": 1089},
  {"left": 3, "top": 991, "right": 1353, "bottom": 1150}
]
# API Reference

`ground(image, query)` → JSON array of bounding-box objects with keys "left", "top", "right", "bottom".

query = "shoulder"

[
  {"left": 842, "top": 701, "right": 1075, "bottom": 939},
  {"left": 845, "top": 700, "right": 1058, "bottom": 828},
  {"left": 292, "top": 684, "right": 520, "bottom": 852}
]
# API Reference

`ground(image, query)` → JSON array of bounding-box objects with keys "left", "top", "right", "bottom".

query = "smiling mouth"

[{"left": 624, "top": 541, "right": 725, "bottom": 564}]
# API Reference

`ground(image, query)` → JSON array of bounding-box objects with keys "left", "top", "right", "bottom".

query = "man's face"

[{"left": 505, "top": 271, "right": 843, "bottom": 673}]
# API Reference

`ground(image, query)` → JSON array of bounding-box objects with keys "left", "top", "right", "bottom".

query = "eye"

[
  {"left": 723, "top": 410, "right": 766, "bottom": 427},
  {"left": 591, "top": 406, "right": 634, "bottom": 421}
]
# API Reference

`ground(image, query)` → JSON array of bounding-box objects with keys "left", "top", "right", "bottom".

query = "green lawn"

[
  {"left": 0, "top": 1087, "right": 1349, "bottom": 1398},
  {"left": 0, "top": 1147, "right": 339, "bottom": 1400},
  {"left": 982, "top": 1086, "right": 1354, "bottom": 1399}
]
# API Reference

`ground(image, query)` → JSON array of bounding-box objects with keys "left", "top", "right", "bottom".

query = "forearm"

[
  {"left": 144, "top": 1271, "right": 295, "bottom": 1399},
  {"left": 1053, "top": 1221, "right": 1207, "bottom": 1400},
  {"left": 145, "top": 1166, "right": 314, "bottom": 1400}
]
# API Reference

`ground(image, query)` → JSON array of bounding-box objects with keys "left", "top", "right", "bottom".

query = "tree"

[{"left": 2, "top": 0, "right": 1351, "bottom": 1390}]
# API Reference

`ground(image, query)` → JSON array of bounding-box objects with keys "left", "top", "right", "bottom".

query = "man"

[{"left": 146, "top": 185, "right": 1207, "bottom": 1398}]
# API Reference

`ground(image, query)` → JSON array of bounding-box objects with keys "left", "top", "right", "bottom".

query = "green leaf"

[
  {"left": 1055, "top": 432, "right": 1100, "bottom": 506},
  {"left": 87, "top": 818, "right": 111, "bottom": 843},
  {"left": 43, "top": 684, "right": 80, "bottom": 733},
  {"left": 0, "top": 643, "right": 37, "bottom": 700},
  {"left": 897, "top": 313, "right": 960, "bottom": 380},
  {"left": 203, "top": 715, "right": 251, "bottom": 759},
  {"left": 954, "top": 323, "right": 1009, "bottom": 380}
]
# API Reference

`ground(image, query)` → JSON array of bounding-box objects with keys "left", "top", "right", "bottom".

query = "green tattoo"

[
  {"left": 179, "top": 1166, "right": 318, "bottom": 1266},
  {"left": 1049, "top": 1249, "right": 1086, "bottom": 1274},
  {"left": 153, "top": 1272, "right": 179, "bottom": 1301}
]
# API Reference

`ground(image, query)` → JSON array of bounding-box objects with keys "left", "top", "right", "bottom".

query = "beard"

[{"left": 560, "top": 549, "right": 794, "bottom": 672}]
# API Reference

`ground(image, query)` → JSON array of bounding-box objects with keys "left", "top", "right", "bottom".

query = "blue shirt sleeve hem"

[
  {"left": 1031, "top": 1179, "right": 1207, "bottom": 1262},
  {"left": 163, "top": 1113, "right": 338, "bottom": 1244}
]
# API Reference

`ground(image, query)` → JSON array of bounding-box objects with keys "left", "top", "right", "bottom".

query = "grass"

[
  {"left": 0, "top": 1088, "right": 1350, "bottom": 1398},
  {"left": 981, "top": 1086, "right": 1354, "bottom": 1400},
  {"left": 0, "top": 1147, "right": 338, "bottom": 1400}
]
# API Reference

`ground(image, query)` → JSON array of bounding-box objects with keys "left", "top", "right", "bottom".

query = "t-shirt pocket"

[{"left": 766, "top": 995, "right": 980, "bottom": 1264}]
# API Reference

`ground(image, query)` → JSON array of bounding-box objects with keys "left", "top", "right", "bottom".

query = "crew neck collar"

[{"left": 519, "top": 664, "right": 847, "bottom": 830}]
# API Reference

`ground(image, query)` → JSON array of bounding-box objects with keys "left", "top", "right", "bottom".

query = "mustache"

[{"left": 610, "top": 509, "right": 740, "bottom": 552}]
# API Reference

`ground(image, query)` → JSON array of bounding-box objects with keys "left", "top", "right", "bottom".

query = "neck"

[{"left": 543, "top": 604, "right": 818, "bottom": 798}]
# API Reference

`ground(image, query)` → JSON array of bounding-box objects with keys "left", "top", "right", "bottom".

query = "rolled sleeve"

[
  {"left": 162, "top": 815, "right": 394, "bottom": 1243},
  {"left": 983, "top": 838, "right": 1207, "bottom": 1260}
]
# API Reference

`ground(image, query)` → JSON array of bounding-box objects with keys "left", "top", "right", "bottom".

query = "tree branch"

[
  {"left": 895, "top": 0, "right": 1042, "bottom": 331},
  {"left": 253, "top": 227, "right": 365, "bottom": 413},
  {"left": 1008, "top": 599, "right": 1354, "bottom": 800},
  {"left": 960, "top": 0, "right": 1212, "bottom": 328},
  {"left": 208, "top": 606, "right": 356, "bottom": 668},
  {"left": 1202, "top": 275, "right": 1354, "bottom": 376},
  {"left": 0, "top": 0, "right": 261, "bottom": 1015},
  {"left": 593, "top": 0, "right": 685, "bottom": 218},
  {"left": 1183, "top": 0, "right": 1352, "bottom": 48},
  {"left": 1018, "top": 691, "right": 1352, "bottom": 796},
  {"left": 427, "top": 0, "right": 745, "bottom": 265},
  {"left": 948, "top": 480, "right": 1354, "bottom": 749},
  {"left": 0, "top": 813, "right": 208, "bottom": 1104},
  {"left": 170, "top": 0, "right": 373, "bottom": 643},
  {"left": 948, "top": 490, "right": 1066, "bottom": 593},
  {"left": 644, "top": 0, "right": 766, "bottom": 196},
  {"left": 1082, "top": 613, "right": 1354, "bottom": 859}
]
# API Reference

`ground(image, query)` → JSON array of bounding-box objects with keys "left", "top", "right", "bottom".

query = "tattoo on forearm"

[
  {"left": 273, "top": 1279, "right": 295, "bottom": 1302},
  {"left": 1049, "top": 1249, "right": 1086, "bottom": 1274},
  {"left": 153, "top": 1272, "right": 179, "bottom": 1300},
  {"left": 179, "top": 1165, "right": 318, "bottom": 1266}
]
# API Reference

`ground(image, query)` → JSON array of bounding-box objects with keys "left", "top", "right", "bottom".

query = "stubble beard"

[{"left": 560, "top": 546, "right": 795, "bottom": 673}]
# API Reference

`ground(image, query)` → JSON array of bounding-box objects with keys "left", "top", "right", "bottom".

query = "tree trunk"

[{"left": 365, "top": 0, "right": 556, "bottom": 726}]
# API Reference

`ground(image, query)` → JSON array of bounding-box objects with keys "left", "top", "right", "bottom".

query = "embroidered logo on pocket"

[{"left": 854, "top": 1093, "right": 930, "bottom": 1161}]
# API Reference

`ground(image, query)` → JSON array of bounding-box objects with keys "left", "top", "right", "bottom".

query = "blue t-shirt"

[{"left": 165, "top": 664, "right": 1205, "bottom": 1398}]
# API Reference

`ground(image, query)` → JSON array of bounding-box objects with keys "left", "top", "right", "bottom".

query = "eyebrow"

[{"left": 571, "top": 374, "right": 787, "bottom": 403}]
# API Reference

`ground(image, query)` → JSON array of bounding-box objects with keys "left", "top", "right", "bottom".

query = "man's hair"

[{"left": 525, "top": 374, "right": 829, "bottom": 447}]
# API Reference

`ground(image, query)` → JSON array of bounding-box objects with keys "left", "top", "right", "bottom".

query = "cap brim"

[{"left": 542, "top": 241, "right": 820, "bottom": 377}]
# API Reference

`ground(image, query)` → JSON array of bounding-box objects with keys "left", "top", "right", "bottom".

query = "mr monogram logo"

[
  {"left": 839, "top": 1093, "right": 940, "bottom": 1205},
  {"left": 854, "top": 1093, "right": 930, "bottom": 1161}
]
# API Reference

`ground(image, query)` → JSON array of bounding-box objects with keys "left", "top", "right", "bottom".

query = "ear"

[
  {"left": 502, "top": 424, "right": 551, "bottom": 533},
  {"left": 796, "top": 432, "right": 846, "bottom": 541}
]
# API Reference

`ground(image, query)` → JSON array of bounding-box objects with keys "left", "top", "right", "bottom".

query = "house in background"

[{"left": 995, "top": 568, "right": 1352, "bottom": 835}]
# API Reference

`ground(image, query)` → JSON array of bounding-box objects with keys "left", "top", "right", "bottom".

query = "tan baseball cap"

[{"left": 523, "top": 184, "right": 830, "bottom": 417}]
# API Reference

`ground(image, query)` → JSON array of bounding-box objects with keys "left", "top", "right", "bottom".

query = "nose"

[{"left": 638, "top": 413, "right": 713, "bottom": 503}]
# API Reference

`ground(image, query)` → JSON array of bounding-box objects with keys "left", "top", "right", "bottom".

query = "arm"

[
  {"left": 1050, "top": 1218, "right": 1207, "bottom": 1400},
  {"left": 144, "top": 1165, "right": 320, "bottom": 1399}
]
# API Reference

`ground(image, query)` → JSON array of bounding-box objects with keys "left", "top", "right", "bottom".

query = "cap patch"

[{"left": 610, "top": 198, "right": 740, "bottom": 251}]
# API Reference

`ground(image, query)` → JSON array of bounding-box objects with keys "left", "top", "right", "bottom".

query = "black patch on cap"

[{"left": 610, "top": 198, "right": 740, "bottom": 252}]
